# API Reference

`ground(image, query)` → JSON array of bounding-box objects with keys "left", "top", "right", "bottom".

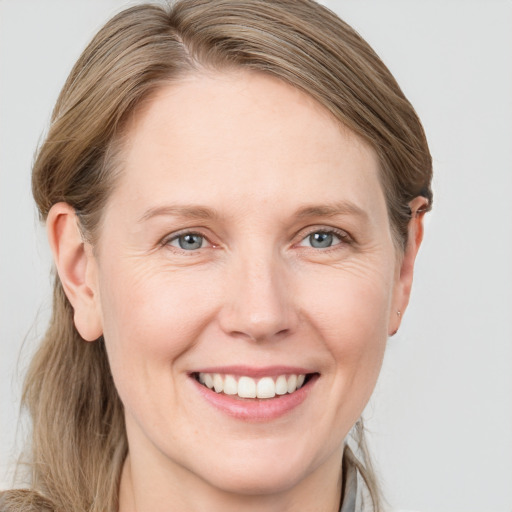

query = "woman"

[{"left": 1, "top": 0, "right": 432, "bottom": 511}]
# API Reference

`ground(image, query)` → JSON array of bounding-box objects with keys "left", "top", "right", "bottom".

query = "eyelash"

[
  {"left": 161, "top": 226, "right": 353, "bottom": 253},
  {"left": 162, "top": 231, "right": 213, "bottom": 252},
  {"left": 298, "top": 227, "right": 352, "bottom": 251}
]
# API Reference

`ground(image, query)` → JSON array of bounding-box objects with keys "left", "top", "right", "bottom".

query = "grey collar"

[{"left": 339, "top": 445, "right": 361, "bottom": 512}]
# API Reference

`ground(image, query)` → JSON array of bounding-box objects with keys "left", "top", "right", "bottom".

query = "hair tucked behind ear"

[{"left": 4, "top": 1, "right": 432, "bottom": 510}]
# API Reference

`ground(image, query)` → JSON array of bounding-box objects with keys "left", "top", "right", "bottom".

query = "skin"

[{"left": 47, "top": 71, "right": 426, "bottom": 512}]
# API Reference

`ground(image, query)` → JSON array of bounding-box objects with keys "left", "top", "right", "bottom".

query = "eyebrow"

[
  {"left": 138, "top": 201, "right": 368, "bottom": 223},
  {"left": 138, "top": 204, "right": 220, "bottom": 223},
  {"left": 294, "top": 201, "right": 368, "bottom": 221}
]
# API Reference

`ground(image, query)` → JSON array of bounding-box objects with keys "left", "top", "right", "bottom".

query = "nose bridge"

[{"left": 219, "top": 244, "right": 296, "bottom": 341}]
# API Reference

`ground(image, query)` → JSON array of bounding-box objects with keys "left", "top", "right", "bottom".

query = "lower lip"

[{"left": 191, "top": 375, "right": 318, "bottom": 421}]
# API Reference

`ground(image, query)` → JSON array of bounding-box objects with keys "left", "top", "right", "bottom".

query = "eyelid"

[
  {"left": 160, "top": 229, "right": 214, "bottom": 250},
  {"left": 295, "top": 225, "right": 353, "bottom": 248},
  {"left": 158, "top": 225, "right": 353, "bottom": 252}
]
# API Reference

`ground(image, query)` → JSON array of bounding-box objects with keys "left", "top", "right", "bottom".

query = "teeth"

[
  {"left": 204, "top": 373, "right": 214, "bottom": 389},
  {"left": 223, "top": 374, "right": 238, "bottom": 395},
  {"left": 238, "top": 376, "right": 256, "bottom": 398},
  {"left": 287, "top": 374, "right": 297, "bottom": 394},
  {"left": 275, "top": 375, "right": 288, "bottom": 395},
  {"left": 213, "top": 373, "right": 223, "bottom": 393},
  {"left": 256, "top": 377, "right": 276, "bottom": 399},
  {"left": 197, "top": 372, "right": 308, "bottom": 399}
]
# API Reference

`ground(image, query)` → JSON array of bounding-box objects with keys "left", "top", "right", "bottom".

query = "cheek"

[
  {"left": 301, "top": 257, "right": 394, "bottom": 335},
  {"left": 299, "top": 261, "right": 393, "bottom": 388},
  {"left": 97, "top": 260, "right": 219, "bottom": 395}
]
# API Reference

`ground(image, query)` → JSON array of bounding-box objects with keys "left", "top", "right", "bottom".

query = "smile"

[
  {"left": 195, "top": 372, "right": 307, "bottom": 399},
  {"left": 190, "top": 367, "right": 319, "bottom": 420}
]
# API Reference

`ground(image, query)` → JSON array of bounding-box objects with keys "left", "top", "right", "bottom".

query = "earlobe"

[
  {"left": 47, "top": 203, "right": 103, "bottom": 342},
  {"left": 388, "top": 196, "right": 428, "bottom": 336}
]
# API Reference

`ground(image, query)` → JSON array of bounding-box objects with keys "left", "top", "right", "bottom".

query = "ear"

[
  {"left": 46, "top": 203, "right": 103, "bottom": 341},
  {"left": 388, "top": 196, "right": 428, "bottom": 336}
]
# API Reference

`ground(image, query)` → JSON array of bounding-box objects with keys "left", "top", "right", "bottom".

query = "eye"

[
  {"left": 299, "top": 230, "right": 346, "bottom": 249},
  {"left": 168, "top": 233, "right": 208, "bottom": 251}
]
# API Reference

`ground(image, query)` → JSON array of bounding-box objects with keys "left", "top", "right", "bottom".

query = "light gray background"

[{"left": 1, "top": 1, "right": 511, "bottom": 511}]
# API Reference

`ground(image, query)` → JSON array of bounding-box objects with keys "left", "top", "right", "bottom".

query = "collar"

[{"left": 339, "top": 445, "right": 362, "bottom": 512}]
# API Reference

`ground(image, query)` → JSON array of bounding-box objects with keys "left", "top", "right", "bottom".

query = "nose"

[{"left": 217, "top": 252, "right": 298, "bottom": 343}]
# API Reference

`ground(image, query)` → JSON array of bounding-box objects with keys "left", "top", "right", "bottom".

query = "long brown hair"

[{"left": 2, "top": 1, "right": 432, "bottom": 511}]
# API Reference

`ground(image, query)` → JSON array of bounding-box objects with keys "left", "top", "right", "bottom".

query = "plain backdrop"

[{"left": 1, "top": 1, "right": 511, "bottom": 511}]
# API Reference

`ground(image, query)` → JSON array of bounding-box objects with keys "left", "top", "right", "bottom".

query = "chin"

[
  {"left": 199, "top": 460, "right": 308, "bottom": 496},
  {"left": 186, "top": 437, "right": 332, "bottom": 497}
]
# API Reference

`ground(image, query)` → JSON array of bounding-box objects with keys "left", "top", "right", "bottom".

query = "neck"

[{"left": 118, "top": 447, "right": 344, "bottom": 512}]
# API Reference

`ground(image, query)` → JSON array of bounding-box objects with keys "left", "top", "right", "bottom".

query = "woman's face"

[{"left": 86, "top": 71, "right": 408, "bottom": 497}]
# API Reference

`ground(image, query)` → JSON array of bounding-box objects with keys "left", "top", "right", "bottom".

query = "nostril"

[{"left": 232, "top": 328, "right": 291, "bottom": 343}]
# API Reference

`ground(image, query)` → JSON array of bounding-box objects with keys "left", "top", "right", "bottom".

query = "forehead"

[{"left": 108, "top": 70, "right": 386, "bottom": 223}]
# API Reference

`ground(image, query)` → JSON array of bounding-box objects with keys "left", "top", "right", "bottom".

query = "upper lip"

[{"left": 190, "top": 365, "right": 314, "bottom": 378}]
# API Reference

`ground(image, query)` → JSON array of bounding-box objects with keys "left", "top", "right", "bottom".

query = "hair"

[{"left": 2, "top": 1, "right": 432, "bottom": 511}]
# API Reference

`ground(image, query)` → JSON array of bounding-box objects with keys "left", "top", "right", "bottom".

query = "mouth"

[
  {"left": 191, "top": 371, "right": 318, "bottom": 400},
  {"left": 189, "top": 366, "right": 320, "bottom": 420}
]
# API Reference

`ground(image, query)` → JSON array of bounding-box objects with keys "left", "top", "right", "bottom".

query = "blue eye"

[
  {"left": 300, "top": 231, "right": 344, "bottom": 249},
  {"left": 169, "top": 233, "right": 205, "bottom": 250}
]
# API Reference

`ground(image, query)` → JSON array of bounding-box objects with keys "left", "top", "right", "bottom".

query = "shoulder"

[{"left": 0, "top": 490, "right": 54, "bottom": 512}]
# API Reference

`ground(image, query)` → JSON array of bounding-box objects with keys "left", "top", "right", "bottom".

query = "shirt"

[{"left": 340, "top": 444, "right": 367, "bottom": 512}]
